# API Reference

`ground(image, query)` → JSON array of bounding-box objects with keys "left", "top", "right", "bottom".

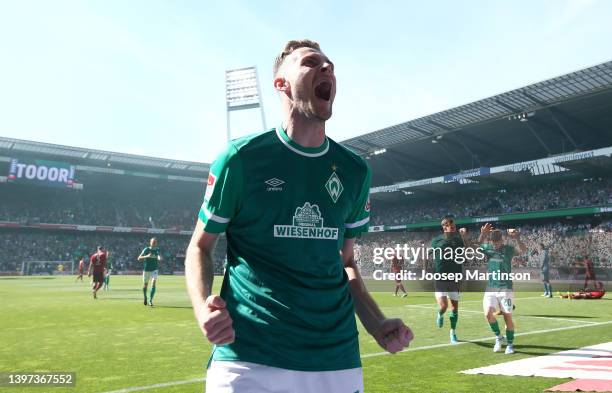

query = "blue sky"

[{"left": 0, "top": 0, "right": 611, "bottom": 163}]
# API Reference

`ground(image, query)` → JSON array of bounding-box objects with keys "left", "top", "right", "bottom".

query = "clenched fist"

[
  {"left": 197, "top": 295, "right": 235, "bottom": 345},
  {"left": 373, "top": 318, "right": 414, "bottom": 354}
]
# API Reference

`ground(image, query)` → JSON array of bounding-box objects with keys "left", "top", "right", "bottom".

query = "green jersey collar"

[{"left": 275, "top": 124, "right": 329, "bottom": 157}]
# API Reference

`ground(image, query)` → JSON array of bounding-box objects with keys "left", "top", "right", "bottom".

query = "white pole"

[{"left": 255, "top": 67, "right": 267, "bottom": 131}]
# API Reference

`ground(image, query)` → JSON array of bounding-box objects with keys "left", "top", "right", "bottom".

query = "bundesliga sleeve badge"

[{"left": 204, "top": 173, "right": 216, "bottom": 202}]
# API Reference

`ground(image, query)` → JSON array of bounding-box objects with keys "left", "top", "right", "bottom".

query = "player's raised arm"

[
  {"left": 185, "top": 220, "right": 234, "bottom": 345},
  {"left": 479, "top": 222, "right": 493, "bottom": 244},
  {"left": 507, "top": 229, "right": 527, "bottom": 254},
  {"left": 342, "top": 238, "right": 414, "bottom": 353}
]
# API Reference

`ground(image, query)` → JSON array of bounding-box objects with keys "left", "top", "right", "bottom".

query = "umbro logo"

[
  {"left": 265, "top": 178, "right": 284, "bottom": 191},
  {"left": 265, "top": 178, "right": 284, "bottom": 187}
]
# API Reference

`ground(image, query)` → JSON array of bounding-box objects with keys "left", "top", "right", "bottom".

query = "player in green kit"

[
  {"left": 538, "top": 243, "right": 553, "bottom": 298},
  {"left": 430, "top": 216, "right": 467, "bottom": 344},
  {"left": 103, "top": 252, "right": 112, "bottom": 291},
  {"left": 185, "top": 40, "right": 413, "bottom": 393},
  {"left": 138, "top": 237, "right": 161, "bottom": 306},
  {"left": 479, "top": 224, "right": 527, "bottom": 354}
]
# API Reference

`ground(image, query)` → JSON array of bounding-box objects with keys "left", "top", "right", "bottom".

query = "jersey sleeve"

[
  {"left": 344, "top": 163, "right": 371, "bottom": 238},
  {"left": 198, "top": 143, "right": 243, "bottom": 233}
]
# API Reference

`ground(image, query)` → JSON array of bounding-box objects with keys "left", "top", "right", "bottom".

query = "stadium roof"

[
  {"left": 342, "top": 60, "right": 612, "bottom": 186},
  {"left": 0, "top": 136, "right": 210, "bottom": 175},
  {"left": 1, "top": 61, "right": 611, "bottom": 181}
]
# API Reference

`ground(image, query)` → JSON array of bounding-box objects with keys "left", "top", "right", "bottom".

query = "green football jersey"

[
  {"left": 199, "top": 126, "right": 371, "bottom": 372},
  {"left": 482, "top": 243, "right": 515, "bottom": 289},
  {"left": 431, "top": 233, "right": 465, "bottom": 275},
  {"left": 140, "top": 247, "right": 160, "bottom": 271}
]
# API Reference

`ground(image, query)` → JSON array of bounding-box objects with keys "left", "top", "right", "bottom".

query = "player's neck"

[{"left": 282, "top": 113, "right": 326, "bottom": 148}]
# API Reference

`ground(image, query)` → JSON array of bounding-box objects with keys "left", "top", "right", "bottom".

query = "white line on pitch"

[
  {"left": 98, "top": 306, "right": 612, "bottom": 393},
  {"left": 382, "top": 295, "right": 544, "bottom": 304},
  {"left": 360, "top": 320, "right": 612, "bottom": 359},
  {"left": 100, "top": 377, "right": 205, "bottom": 393},
  {"left": 515, "top": 314, "right": 599, "bottom": 325},
  {"left": 404, "top": 303, "right": 599, "bottom": 324},
  {"left": 101, "top": 320, "right": 612, "bottom": 393}
]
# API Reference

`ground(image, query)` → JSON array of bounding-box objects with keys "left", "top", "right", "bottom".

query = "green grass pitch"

[{"left": 1, "top": 275, "right": 611, "bottom": 392}]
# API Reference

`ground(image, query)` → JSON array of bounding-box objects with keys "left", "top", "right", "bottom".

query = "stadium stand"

[
  {"left": 0, "top": 61, "right": 610, "bottom": 280},
  {"left": 0, "top": 139, "right": 214, "bottom": 274},
  {"left": 356, "top": 221, "right": 612, "bottom": 278},
  {"left": 0, "top": 232, "right": 226, "bottom": 275},
  {"left": 371, "top": 177, "right": 612, "bottom": 226},
  {"left": 0, "top": 182, "right": 201, "bottom": 230}
]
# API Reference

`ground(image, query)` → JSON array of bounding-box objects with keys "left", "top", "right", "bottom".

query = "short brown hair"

[
  {"left": 440, "top": 216, "right": 454, "bottom": 227},
  {"left": 273, "top": 39, "right": 321, "bottom": 76}
]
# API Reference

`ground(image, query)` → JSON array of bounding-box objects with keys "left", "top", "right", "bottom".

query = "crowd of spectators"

[
  {"left": 0, "top": 232, "right": 227, "bottom": 275},
  {"left": 371, "top": 177, "right": 612, "bottom": 226},
  {"left": 0, "top": 184, "right": 201, "bottom": 230},
  {"left": 1, "top": 175, "right": 610, "bottom": 278},
  {"left": 518, "top": 221, "right": 612, "bottom": 272},
  {"left": 355, "top": 221, "right": 612, "bottom": 278},
  {"left": 1, "top": 221, "right": 609, "bottom": 279},
  {"left": 2, "top": 177, "right": 609, "bottom": 231}
]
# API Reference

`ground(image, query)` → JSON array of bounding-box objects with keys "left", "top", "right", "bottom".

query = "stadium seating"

[
  {"left": 0, "top": 184, "right": 201, "bottom": 230},
  {"left": 0, "top": 232, "right": 226, "bottom": 275},
  {"left": 355, "top": 221, "right": 612, "bottom": 277},
  {"left": 1, "top": 176, "right": 610, "bottom": 276},
  {"left": 371, "top": 177, "right": 612, "bottom": 226}
]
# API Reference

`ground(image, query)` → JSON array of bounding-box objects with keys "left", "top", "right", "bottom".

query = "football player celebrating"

[
  {"left": 186, "top": 40, "right": 413, "bottom": 393},
  {"left": 430, "top": 216, "right": 466, "bottom": 344},
  {"left": 480, "top": 224, "right": 526, "bottom": 354}
]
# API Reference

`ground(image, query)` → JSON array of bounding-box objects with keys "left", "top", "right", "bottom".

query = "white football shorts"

[
  {"left": 142, "top": 270, "right": 158, "bottom": 284},
  {"left": 435, "top": 291, "right": 460, "bottom": 301},
  {"left": 483, "top": 289, "right": 514, "bottom": 314},
  {"left": 206, "top": 361, "right": 364, "bottom": 393}
]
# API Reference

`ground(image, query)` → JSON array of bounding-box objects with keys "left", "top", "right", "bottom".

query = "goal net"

[{"left": 21, "top": 260, "right": 74, "bottom": 276}]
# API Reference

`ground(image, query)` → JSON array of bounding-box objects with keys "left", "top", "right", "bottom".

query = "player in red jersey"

[
  {"left": 391, "top": 254, "right": 408, "bottom": 297},
  {"left": 582, "top": 255, "right": 597, "bottom": 290},
  {"left": 561, "top": 281, "right": 606, "bottom": 299},
  {"left": 75, "top": 257, "right": 85, "bottom": 282},
  {"left": 88, "top": 246, "right": 107, "bottom": 299}
]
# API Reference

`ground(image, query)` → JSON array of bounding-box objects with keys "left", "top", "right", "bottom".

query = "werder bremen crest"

[{"left": 325, "top": 172, "right": 344, "bottom": 203}]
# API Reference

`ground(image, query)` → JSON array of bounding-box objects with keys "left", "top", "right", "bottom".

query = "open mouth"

[{"left": 314, "top": 81, "right": 332, "bottom": 101}]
